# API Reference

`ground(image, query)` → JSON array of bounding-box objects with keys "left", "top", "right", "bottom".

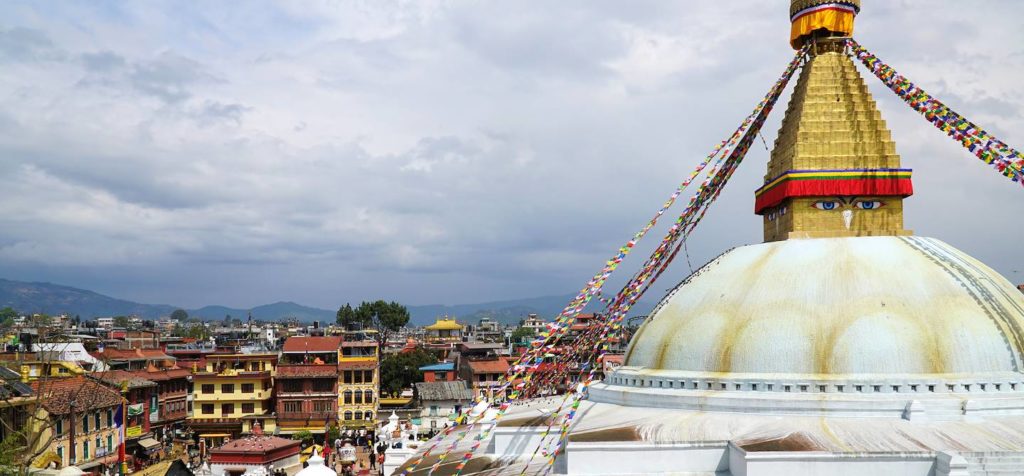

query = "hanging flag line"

[
  {"left": 532, "top": 45, "right": 808, "bottom": 474},
  {"left": 847, "top": 39, "right": 1024, "bottom": 186},
  {"left": 400, "top": 49, "right": 802, "bottom": 476},
  {"left": 443, "top": 44, "right": 811, "bottom": 476}
]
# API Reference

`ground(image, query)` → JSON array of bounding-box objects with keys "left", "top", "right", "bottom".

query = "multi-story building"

[
  {"left": 414, "top": 381, "right": 473, "bottom": 433},
  {"left": 337, "top": 333, "right": 379, "bottom": 429},
  {"left": 92, "top": 371, "right": 163, "bottom": 462},
  {"left": 29, "top": 376, "right": 123, "bottom": 470},
  {"left": 521, "top": 314, "right": 547, "bottom": 334},
  {"left": 419, "top": 362, "right": 457, "bottom": 382},
  {"left": 0, "top": 366, "right": 34, "bottom": 458},
  {"left": 455, "top": 343, "right": 510, "bottom": 399},
  {"left": 188, "top": 353, "right": 277, "bottom": 443},
  {"left": 275, "top": 336, "right": 340, "bottom": 438}
]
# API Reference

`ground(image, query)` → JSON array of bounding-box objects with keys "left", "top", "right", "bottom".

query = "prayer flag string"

[{"left": 847, "top": 39, "right": 1024, "bottom": 186}]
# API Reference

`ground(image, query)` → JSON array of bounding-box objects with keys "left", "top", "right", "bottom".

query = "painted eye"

[
  {"left": 855, "top": 201, "right": 883, "bottom": 210},
  {"left": 813, "top": 201, "right": 841, "bottom": 211}
]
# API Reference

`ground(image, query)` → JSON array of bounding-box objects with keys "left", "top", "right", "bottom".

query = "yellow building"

[
  {"left": 337, "top": 334, "right": 379, "bottom": 429},
  {"left": 188, "top": 353, "right": 277, "bottom": 442},
  {"left": 28, "top": 376, "right": 122, "bottom": 471},
  {"left": 425, "top": 318, "right": 464, "bottom": 344},
  {"left": 13, "top": 360, "right": 85, "bottom": 381}
]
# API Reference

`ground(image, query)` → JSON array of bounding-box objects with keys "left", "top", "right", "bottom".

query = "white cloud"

[{"left": 0, "top": 1, "right": 1022, "bottom": 308}]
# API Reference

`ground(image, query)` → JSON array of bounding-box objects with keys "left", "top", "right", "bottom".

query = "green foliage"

[
  {"left": 511, "top": 326, "right": 536, "bottom": 343},
  {"left": 0, "top": 430, "right": 27, "bottom": 474},
  {"left": 293, "top": 430, "right": 313, "bottom": 444},
  {"left": 326, "top": 424, "right": 341, "bottom": 443},
  {"left": 170, "top": 309, "right": 189, "bottom": 321},
  {"left": 113, "top": 315, "right": 130, "bottom": 328},
  {"left": 336, "top": 300, "right": 410, "bottom": 346},
  {"left": 0, "top": 307, "right": 18, "bottom": 322},
  {"left": 379, "top": 348, "right": 437, "bottom": 396}
]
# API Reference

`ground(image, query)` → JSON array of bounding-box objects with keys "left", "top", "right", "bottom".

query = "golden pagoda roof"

[
  {"left": 790, "top": 0, "right": 860, "bottom": 18},
  {"left": 426, "top": 318, "right": 464, "bottom": 331}
]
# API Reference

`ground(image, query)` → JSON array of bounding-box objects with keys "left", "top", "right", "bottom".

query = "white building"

[{"left": 414, "top": 381, "right": 474, "bottom": 432}]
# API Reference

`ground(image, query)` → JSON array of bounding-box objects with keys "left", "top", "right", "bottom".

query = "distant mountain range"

[{"left": 0, "top": 278, "right": 660, "bottom": 326}]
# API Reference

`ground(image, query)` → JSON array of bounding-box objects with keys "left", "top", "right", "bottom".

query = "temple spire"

[{"left": 757, "top": 1, "right": 913, "bottom": 242}]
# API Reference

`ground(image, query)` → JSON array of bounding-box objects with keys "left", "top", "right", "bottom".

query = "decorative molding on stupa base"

[
  {"left": 730, "top": 444, "right": 941, "bottom": 476},
  {"left": 588, "top": 377, "right": 1024, "bottom": 421}
]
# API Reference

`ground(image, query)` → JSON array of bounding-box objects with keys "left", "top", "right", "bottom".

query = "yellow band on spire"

[{"left": 790, "top": 3, "right": 857, "bottom": 49}]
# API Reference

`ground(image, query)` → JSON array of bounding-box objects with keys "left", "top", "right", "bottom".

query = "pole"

[
  {"left": 119, "top": 395, "right": 127, "bottom": 475},
  {"left": 68, "top": 399, "right": 76, "bottom": 465}
]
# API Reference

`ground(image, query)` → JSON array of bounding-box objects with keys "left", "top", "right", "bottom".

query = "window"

[
  {"left": 107, "top": 435, "right": 113, "bottom": 452},
  {"left": 353, "top": 411, "right": 363, "bottom": 421},
  {"left": 284, "top": 401, "right": 302, "bottom": 413},
  {"left": 364, "top": 411, "right": 372, "bottom": 421},
  {"left": 82, "top": 440, "right": 89, "bottom": 460},
  {"left": 222, "top": 403, "right": 234, "bottom": 415},
  {"left": 435, "top": 372, "right": 446, "bottom": 381},
  {"left": 222, "top": 384, "right": 234, "bottom": 394},
  {"left": 313, "top": 401, "right": 331, "bottom": 413},
  {"left": 344, "top": 411, "right": 353, "bottom": 421},
  {"left": 202, "top": 404, "right": 214, "bottom": 415},
  {"left": 354, "top": 392, "right": 363, "bottom": 404},
  {"left": 342, "top": 371, "right": 352, "bottom": 384},
  {"left": 364, "top": 370, "right": 373, "bottom": 383},
  {"left": 56, "top": 446, "right": 63, "bottom": 464},
  {"left": 242, "top": 383, "right": 255, "bottom": 393},
  {"left": 95, "top": 437, "right": 101, "bottom": 455},
  {"left": 364, "top": 390, "right": 373, "bottom": 404},
  {"left": 343, "top": 391, "right": 353, "bottom": 404},
  {"left": 56, "top": 419, "right": 64, "bottom": 436},
  {"left": 283, "top": 380, "right": 303, "bottom": 392},
  {"left": 313, "top": 380, "right": 333, "bottom": 392},
  {"left": 242, "top": 403, "right": 255, "bottom": 414},
  {"left": 354, "top": 371, "right": 363, "bottom": 384},
  {"left": 82, "top": 414, "right": 89, "bottom": 433},
  {"left": 107, "top": 410, "right": 113, "bottom": 427},
  {"left": 429, "top": 405, "right": 439, "bottom": 417},
  {"left": 94, "top": 412, "right": 101, "bottom": 430},
  {"left": 202, "top": 384, "right": 214, "bottom": 394}
]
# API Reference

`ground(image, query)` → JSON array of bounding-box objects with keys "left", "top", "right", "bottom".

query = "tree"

[
  {"left": 379, "top": 348, "right": 437, "bottom": 396},
  {"left": 170, "top": 309, "right": 189, "bottom": 321},
  {"left": 292, "top": 430, "right": 313, "bottom": 446},
  {"left": 112, "top": 315, "right": 130, "bottom": 328},
  {"left": 511, "top": 327, "right": 535, "bottom": 344},
  {"left": 0, "top": 308, "right": 16, "bottom": 332},
  {"left": 336, "top": 301, "right": 410, "bottom": 347}
]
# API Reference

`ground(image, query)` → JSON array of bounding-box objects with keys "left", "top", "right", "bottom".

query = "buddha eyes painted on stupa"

[{"left": 810, "top": 198, "right": 885, "bottom": 211}]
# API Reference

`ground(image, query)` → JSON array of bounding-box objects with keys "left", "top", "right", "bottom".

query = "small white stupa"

[{"left": 295, "top": 449, "right": 336, "bottom": 476}]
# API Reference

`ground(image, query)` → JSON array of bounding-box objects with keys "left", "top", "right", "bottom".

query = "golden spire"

[{"left": 757, "top": 2, "right": 913, "bottom": 242}]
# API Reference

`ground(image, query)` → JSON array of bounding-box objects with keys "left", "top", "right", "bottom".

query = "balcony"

[{"left": 278, "top": 411, "right": 336, "bottom": 421}]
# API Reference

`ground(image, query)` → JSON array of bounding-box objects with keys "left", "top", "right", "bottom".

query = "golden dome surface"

[{"left": 625, "top": 236, "right": 1024, "bottom": 377}]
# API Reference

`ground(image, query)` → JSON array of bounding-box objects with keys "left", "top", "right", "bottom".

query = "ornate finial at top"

[{"left": 789, "top": 0, "right": 861, "bottom": 49}]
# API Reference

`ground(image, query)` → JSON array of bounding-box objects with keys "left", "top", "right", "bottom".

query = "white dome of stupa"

[{"left": 295, "top": 449, "right": 336, "bottom": 476}]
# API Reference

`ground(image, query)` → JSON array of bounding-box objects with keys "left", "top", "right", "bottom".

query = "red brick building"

[{"left": 275, "top": 336, "right": 340, "bottom": 437}]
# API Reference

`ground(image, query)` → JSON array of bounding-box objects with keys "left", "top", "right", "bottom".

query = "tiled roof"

[
  {"left": 466, "top": 358, "right": 510, "bottom": 374},
  {"left": 94, "top": 348, "right": 175, "bottom": 361},
  {"left": 276, "top": 364, "right": 338, "bottom": 378},
  {"left": 30, "top": 376, "right": 123, "bottom": 415},
  {"left": 282, "top": 336, "right": 342, "bottom": 353},
  {"left": 94, "top": 370, "right": 157, "bottom": 389},
  {"left": 426, "top": 319, "right": 463, "bottom": 331},
  {"left": 210, "top": 435, "right": 300, "bottom": 455},
  {"left": 415, "top": 381, "right": 473, "bottom": 401},
  {"left": 134, "top": 367, "right": 190, "bottom": 381}
]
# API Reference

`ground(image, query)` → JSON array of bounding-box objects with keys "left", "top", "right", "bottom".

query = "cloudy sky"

[{"left": 1, "top": 1, "right": 1022, "bottom": 310}]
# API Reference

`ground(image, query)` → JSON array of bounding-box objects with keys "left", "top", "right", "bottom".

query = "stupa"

[{"left": 398, "top": 2, "right": 1024, "bottom": 475}]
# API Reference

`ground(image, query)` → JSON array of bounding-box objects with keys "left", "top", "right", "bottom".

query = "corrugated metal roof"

[
  {"left": 415, "top": 381, "right": 474, "bottom": 401},
  {"left": 419, "top": 362, "right": 455, "bottom": 371}
]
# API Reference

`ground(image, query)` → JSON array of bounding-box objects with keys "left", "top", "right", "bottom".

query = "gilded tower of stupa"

[{"left": 756, "top": 0, "right": 913, "bottom": 242}]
